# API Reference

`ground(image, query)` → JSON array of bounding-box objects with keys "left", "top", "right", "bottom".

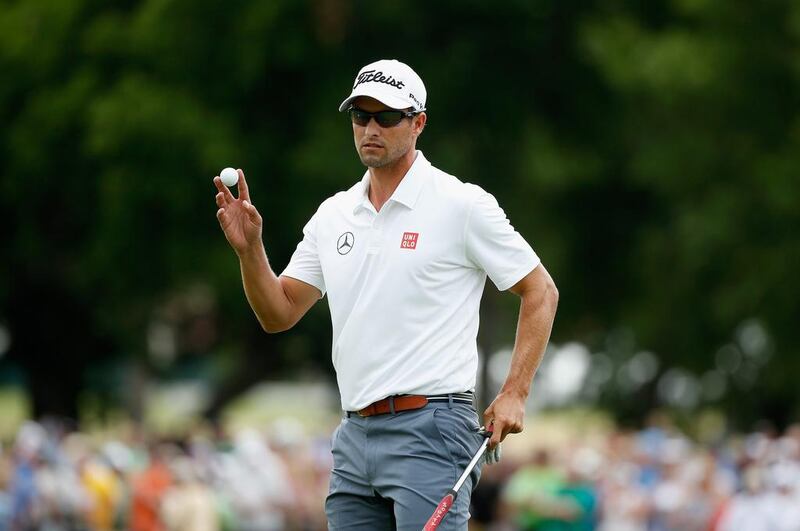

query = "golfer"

[{"left": 214, "top": 59, "right": 559, "bottom": 530}]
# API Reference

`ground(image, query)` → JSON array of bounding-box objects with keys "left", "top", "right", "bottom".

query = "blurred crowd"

[
  {"left": 0, "top": 419, "right": 331, "bottom": 531},
  {"left": 1, "top": 416, "right": 800, "bottom": 530},
  {"left": 473, "top": 417, "right": 800, "bottom": 531}
]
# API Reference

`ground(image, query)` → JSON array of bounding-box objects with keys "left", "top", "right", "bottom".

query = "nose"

[{"left": 364, "top": 116, "right": 382, "bottom": 136}]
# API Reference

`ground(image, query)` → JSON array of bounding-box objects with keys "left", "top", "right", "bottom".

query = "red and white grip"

[{"left": 423, "top": 489, "right": 457, "bottom": 530}]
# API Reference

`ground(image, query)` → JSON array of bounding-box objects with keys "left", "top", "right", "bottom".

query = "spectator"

[
  {"left": 716, "top": 465, "right": 772, "bottom": 531},
  {"left": 161, "top": 456, "right": 218, "bottom": 531},
  {"left": 80, "top": 455, "right": 122, "bottom": 531},
  {"left": 503, "top": 449, "right": 566, "bottom": 529},
  {"left": 129, "top": 444, "right": 173, "bottom": 531}
]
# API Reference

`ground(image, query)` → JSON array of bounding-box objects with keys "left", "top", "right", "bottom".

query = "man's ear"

[{"left": 414, "top": 112, "right": 427, "bottom": 136}]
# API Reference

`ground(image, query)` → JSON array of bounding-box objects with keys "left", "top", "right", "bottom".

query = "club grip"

[{"left": 423, "top": 489, "right": 457, "bottom": 530}]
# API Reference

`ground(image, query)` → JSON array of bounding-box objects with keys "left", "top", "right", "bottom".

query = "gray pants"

[{"left": 326, "top": 400, "right": 485, "bottom": 530}]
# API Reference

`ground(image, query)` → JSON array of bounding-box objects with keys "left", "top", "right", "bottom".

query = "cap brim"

[{"left": 338, "top": 87, "right": 416, "bottom": 112}]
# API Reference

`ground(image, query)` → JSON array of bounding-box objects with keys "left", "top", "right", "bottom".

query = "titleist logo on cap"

[
  {"left": 338, "top": 60, "right": 425, "bottom": 113},
  {"left": 354, "top": 70, "right": 405, "bottom": 90}
]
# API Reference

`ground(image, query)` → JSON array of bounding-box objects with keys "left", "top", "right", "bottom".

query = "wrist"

[
  {"left": 498, "top": 383, "right": 529, "bottom": 401},
  {"left": 236, "top": 242, "right": 267, "bottom": 262}
]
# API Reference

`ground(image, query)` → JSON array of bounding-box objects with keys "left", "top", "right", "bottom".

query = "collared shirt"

[{"left": 282, "top": 151, "right": 539, "bottom": 411}]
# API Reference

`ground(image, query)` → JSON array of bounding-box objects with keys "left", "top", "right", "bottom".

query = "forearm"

[
  {"left": 238, "top": 245, "right": 294, "bottom": 333},
  {"left": 501, "top": 278, "right": 558, "bottom": 398}
]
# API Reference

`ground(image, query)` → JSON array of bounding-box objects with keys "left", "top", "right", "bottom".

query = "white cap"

[{"left": 339, "top": 59, "right": 427, "bottom": 112}]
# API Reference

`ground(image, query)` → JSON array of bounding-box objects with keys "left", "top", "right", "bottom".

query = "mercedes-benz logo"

[{"left": 337, "top": 232, "right": 354, "bottom": 255}]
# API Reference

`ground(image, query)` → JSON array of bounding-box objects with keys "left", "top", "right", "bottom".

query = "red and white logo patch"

[{"left": 400, "top": 232, "right": 419, "bottom": 250}]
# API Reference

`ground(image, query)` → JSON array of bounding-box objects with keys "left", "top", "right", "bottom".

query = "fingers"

[
  {"left": 488, "top": 418, "right": 524, "bottom": 449},
  {"left": 488, "top": 422, "right": 502, "bottom": 449},
  {"left": 242, "top": 200, "right": 262, "bottom": 226},
  {"left": 213, "top": 176, "right": 236, "bottom": 203},
  {"left": 488, "top": 420, "right": 510, "bottom": 449},
  {"left": 482, "top": 406, "right": 495, "bottom": 434},
  {"left": 216, "top": 192, "right": 225, "bottom": 208},
  {"left": 483, "top": 408, "right": 523, "bottom": 449},
  {"left": 236, "top": 169, "right": 250, "bottom": 201},
  {"left": 483, "top": 408, "right": 501, "bottom": 449},
  {"left": 216, "top": 207, "right": 227, "bottom": 226}
]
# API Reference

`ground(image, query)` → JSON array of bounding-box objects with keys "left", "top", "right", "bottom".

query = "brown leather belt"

[
  {"left": 349, "top": 392, "right": 474, "bottom": 417},
  {"left": 356, "top": 395, "right": 429, "bottom": 417}
]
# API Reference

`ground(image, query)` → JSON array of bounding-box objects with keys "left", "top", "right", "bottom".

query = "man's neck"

[{"left": 367, "top": 149, "right": 417, "bottom": 212}]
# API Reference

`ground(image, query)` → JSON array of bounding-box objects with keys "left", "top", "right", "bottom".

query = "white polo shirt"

[{"left": 282, "top": 151, "right": 540, "bottom": 411}]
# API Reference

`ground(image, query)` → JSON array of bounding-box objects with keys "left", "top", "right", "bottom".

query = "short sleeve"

[
  {"left": 465, "top": 192, "right": 540, "bottom": 291},
  {"left": 281, "top": 210, "right": 326, "bottom": 297}
]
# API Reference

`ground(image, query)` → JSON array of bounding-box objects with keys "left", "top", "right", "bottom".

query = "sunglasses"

[{"left": 347, "top": 106, "right": 420, "bottom": 128}]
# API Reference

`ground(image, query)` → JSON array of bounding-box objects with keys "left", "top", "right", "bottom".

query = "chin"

[{"left": 359, "top": 154, "right": 387, "bottom": 168}]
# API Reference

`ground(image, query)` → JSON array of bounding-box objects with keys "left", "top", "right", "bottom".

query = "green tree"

[{"left": 1, "top": 0, "right": 798, "bottom": 427}]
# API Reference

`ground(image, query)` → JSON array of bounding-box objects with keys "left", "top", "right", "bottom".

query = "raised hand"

[{"left": 214, "top": 169, "right": 263, "bottom": 256}]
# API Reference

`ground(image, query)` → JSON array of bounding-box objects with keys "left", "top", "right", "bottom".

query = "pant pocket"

[{"left": 431, "top": 406, "right": 485, "bottom": 472}]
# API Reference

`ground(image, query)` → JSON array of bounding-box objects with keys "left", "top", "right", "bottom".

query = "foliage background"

[{"left": 1, "top": 0, "right": 798, "bottom": 429}]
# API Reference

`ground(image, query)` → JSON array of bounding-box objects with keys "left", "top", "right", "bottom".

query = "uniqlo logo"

[{"left": 400, "top": 232, "right": 419, "bottom": 249}]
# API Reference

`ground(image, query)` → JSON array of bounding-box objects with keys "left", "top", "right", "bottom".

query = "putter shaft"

[{"left": 453, "top": 435, "right": 490, "bottom": 493}]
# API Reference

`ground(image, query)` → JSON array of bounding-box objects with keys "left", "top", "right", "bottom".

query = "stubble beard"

[{"left": 357, "top": 138, "right": 413, "bottom": 169}]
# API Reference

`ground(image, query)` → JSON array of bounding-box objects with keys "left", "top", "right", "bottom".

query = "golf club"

[{"left": 423, "top": 427, "right": 493, "bottom": 530}]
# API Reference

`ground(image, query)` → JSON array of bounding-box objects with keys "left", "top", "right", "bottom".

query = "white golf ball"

[{"left": 220, "top": 167, "right": 239, "bottom": 187}]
